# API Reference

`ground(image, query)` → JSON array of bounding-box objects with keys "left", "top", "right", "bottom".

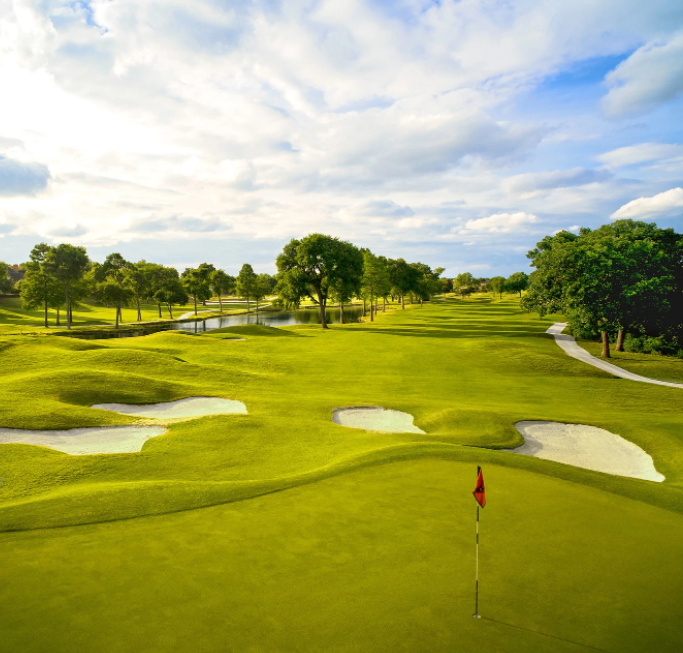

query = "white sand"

[
  {"left": 92, "top": 397, "right": 247, "bottom": 419},
  {"left": 0, "top": 426, "right": 167, "bottom": 455},
  {"left": 510, "top": 421, "right": 664, "bottom": 482},
  {"left": 333, "top": 407, "right": 425, "bottom": 434}
]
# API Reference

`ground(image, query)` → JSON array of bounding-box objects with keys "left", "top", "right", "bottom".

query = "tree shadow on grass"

[
  {"left": 351, "top": 326, "right": 552, "bottom": 339},
  {"left": 481, "top": 616, "right": 612, "bottom": 652}
]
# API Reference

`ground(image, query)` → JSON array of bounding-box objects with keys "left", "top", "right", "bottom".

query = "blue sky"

[{"left": 0, "top": 0, "right": 682, "bottom": 276}]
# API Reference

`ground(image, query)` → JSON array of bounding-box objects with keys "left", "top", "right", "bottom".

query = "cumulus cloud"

[
  {"left": 461, "top": 212, "right": 539, "bottom": 234},
  {"left": 611, "top": 188, "right": 683, "bottom": 220},
  {"left": 0, "top": 0, "right": 682, "bottom": 265},
  {"left": 597, "top": 143, "right": 683, "bottom": 167},
  {"left": 0, "top": 156, "right": 51, "bottom": 197},
  {"left": 602, "top": 31, "right": 683, "bottom": 118}
]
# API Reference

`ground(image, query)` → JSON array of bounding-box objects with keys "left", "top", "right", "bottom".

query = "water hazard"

[{"left": 68, "top": 306, "right": 366, "bottom": 338}]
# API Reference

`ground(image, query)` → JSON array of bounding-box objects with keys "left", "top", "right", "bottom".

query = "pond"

[{"left": 67, "top": 306, "right": 367, "bottom": 338}]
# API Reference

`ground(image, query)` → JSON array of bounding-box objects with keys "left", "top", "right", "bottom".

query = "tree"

[
  {"left": 488, "top": 276, "right": 506, "bottom": 299},
  {"left": 410, "top": 263, "right": 445, "bottom": 306},
  {"left": 276, "top": 234, "right": 363, "bottom": 329},
  {"left": 182, "top": 267, "right": 212, "bottom": 315},
  {"left": 0, "top": 261, "right": 14, "bottom": 294},
  {"left": 92, "top": 253, "right": 133, "bottom": 329},
  {"left": 253, "top": 273, "right": 272, "bottom": 313},
  {"left": 522, "top": 221, "right": 682, "bottom": 358},
  {"left": 125, "top": 261, "right": 153, "bottom": 322},
  {"left": 506, "top": 272, "right": 529, "bottom": 297},
  {"left": 453, "top": 272, "right": 476, "bottom": 298},
  {"left": 44, "top": 244, "right": 90, "bottom": 330},
  {"left": 145, "top": 263, "right": 169, "bottom": 318},
  {"left": 20, "top": 244, "right": 62, "bottom": 327},
  {"left": 362, "top": 252, "right": 391, "bottom": 321},
  {"left": 153, "top": 268, "right": 188, "bottom": 319},
  {"left": 387, "top": 258, "right": 419, "bottom": 309},
  {"left": 97, "top": 280, "right": 133, "bottom": 329},
  {"left": 210, "top": 270, "right": 235, "bottom": 312},
  {"left": 236, "top": 264, "right": 258, "bottom": 311}
]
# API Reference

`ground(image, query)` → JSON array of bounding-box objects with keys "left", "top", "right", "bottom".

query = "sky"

[{"left": 1, "top": 0, "right": 682, "bottom": 277}]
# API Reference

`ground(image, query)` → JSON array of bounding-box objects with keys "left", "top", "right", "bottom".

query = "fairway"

[{"left": 1, "top": 298, "right": 682, "bottom": 652}]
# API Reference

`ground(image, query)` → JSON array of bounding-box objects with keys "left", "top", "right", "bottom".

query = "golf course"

[{"left": 0, "top": 296, "right": 681, "bottom": 652}]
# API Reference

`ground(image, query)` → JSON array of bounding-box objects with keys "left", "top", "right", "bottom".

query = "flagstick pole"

[{"left": 474, "top": 504, "right": 481, "bottom": 618}]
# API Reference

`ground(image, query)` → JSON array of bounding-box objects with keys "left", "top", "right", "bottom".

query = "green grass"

[
  {"left": 0, "top": 297, "right": 682, "bottom": 651},
  {"left": 0, "top": 295, "right": 253, "bottom": 331}
]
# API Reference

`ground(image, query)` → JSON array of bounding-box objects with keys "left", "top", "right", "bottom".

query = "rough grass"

[
  {"left": 0, "top": 296, "right": 682, "bottom": 652},
  {"left": 579, "top": 339, "right": 683, "bottom": 384}
]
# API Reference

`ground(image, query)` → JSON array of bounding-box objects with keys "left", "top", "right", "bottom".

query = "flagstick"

[{"left": 474, "top": 504, "right": 481, "bottom": 618}]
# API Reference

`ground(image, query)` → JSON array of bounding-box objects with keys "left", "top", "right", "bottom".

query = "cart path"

[{"left": 547, "top": 323, "right": 683, "bottom": 389}]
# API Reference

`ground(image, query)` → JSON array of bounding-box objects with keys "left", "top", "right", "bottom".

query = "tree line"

[
  {"left": 4, "top": 243, "right": 277, "bottom": 329},
  {"left": 521, "top": 219, "right": 683, "bottom": 358},
  {"left": 449, "top": 271, "right": 529, "bottom": 298},
  {"left": 274, "top": 233, "right": 447, "bottom": 328},
  {"left": 1, "top": 235, "right": 450, "bottom": 330}
]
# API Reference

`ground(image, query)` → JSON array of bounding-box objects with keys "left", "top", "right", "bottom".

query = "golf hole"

[
  {"left": 92, "top": 397, "right": 248, "bottom": 419},
  {"left": 332, "top": 407, "right": 425, "bottom": 434},
  {"left": 509, "top": 421, "right": 665, "bottom": 482},
  {"left": 0, "top": 426, "right": 167, "bottom": 455}
]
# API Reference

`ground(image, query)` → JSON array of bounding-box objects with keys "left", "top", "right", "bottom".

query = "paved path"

[{"left": 547, "top": 323, "right": 683, "bottom": 389}]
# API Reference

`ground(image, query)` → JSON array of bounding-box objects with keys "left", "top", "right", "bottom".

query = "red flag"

[{"left": 473, "top": 466, "right": 486, "bottom": 508}]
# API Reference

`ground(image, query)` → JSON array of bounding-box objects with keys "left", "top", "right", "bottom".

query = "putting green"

[{"left": 0, "top": 296, "right": 682, "bottom": 652}]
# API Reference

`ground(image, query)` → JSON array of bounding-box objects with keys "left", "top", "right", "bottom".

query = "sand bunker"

[
  {"left": 0, "top": 425, "right": 167, "bottom": 455},
  {"left": 510, "top": 421, "right": 664, "bottom": 482},
  {"left": 333, "top": 407, "right": 425, "bottom": 434},
  {"left": 92, "top": 397, "right": 247, "bottom": 419}
]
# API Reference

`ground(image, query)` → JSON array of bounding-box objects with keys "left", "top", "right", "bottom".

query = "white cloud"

[
  {"left": 0, "top": 0, "right": 681, "bottom": 262},
  {"left": 461, "top": 212, "right": 539, "bottom": 234},
  {"left": 597, "top": 143, "right": 683, "bottom": 167},
  {"left": 602, "top": 30, "right": 683, "bottom": 118},
  {"left": 611, "top": 188, "right": 683, "bottom": 220}
]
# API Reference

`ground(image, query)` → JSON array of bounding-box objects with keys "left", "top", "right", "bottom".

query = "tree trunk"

[
  {"left": 362, "top": 299, "right": 366, "bottom": 317},
  {"left": 168, "top": 304, "right": 173, "bottom": 319},
  {"left": 339, "top": 301, "right": 344, "bottom": 324},
  {"left": 158, "top": 303, "right": 162, "bottom": 318},
  {"left": 370, "top": 293, "right": 374, "bottom": 322},
  {"left": 383, "top": 296, "right": 386, "bottom": 312},
  {"left": 247, "top": 296, "right": 250, "bottom": 311},
  {"left": 256, "top": 298, "right": 260, "bottom": 313},
  {"left": 601, "top": 331, "right": 611, "bottom": 358},
  {"left": 194, "top": 295, "right": 197, "bottom": 316},
  {"left": 44, "top": 299, "right": 48, "bottom": 328},
  {"left": 410, "top": 293, "right": 413, "bottom": 305},
  {"left": 116, "top": 299, "right": 122, "bottom": 329},
  {"left": 319, "top": 294, "right": 328, "bottom": 329},
  {"left": 420, "top": 298, "right": 423, "bottom": 307},
  {"left": 56, "top": 307, "right": 60, "bottom": 326},
  {"left": 137, "top": 299, "right": 142, "bottom": 322},
  {"left": 401, "top": 294, "right": 405, "bottom": 309},
  {"left": 219, "top": 293, "right": 223, "bottom": 313},
  {"left": 65, "top": 283, "right": 71, "bottom": 330},
  {"left": 616, "top": 329, "right": 625, "bottom": 352}
]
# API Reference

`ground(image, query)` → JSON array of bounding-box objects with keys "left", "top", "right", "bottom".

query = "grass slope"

[{"left": 0, "top": 297, "right": 682, "bottom": 651}]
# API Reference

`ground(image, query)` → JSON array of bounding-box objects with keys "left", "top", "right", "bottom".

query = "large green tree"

[
  {"left": 387, "top": 258, "right": 419, "bottom": 309},
  {"left": 488, "top": 276, "right": 506, "bottom": 299},
  {"left": 153, "top": 268, "right": 188, "bottom": 319},
  {"left": 362, "top": 252, "right": 391, "bottom": 321},
  {"left": 276, "top": 234, "right": 363, "bottom": 329},
  {"left": 453, "top": 272, "right": 476, "bottom": 298},
  {"left": 210, "top": 270, "right": 235, "bottom": 313},
  {"left": 182, "top": 267, "right": 212, "bottom": 316},
  {"left": 20, "top": 244, "right": 62, "bottom": 327},
  {"left": 44, "top": 244, "right": 90, "bottom": 330},
  {"left": 236, "top": 264, "right": 258, "bottom": 311},
  {"left": 506, "top": 272, "right": 529, "bottom": 297},
  {"left": 92, "top": 253, "right": 133, "bottom": 328}
]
